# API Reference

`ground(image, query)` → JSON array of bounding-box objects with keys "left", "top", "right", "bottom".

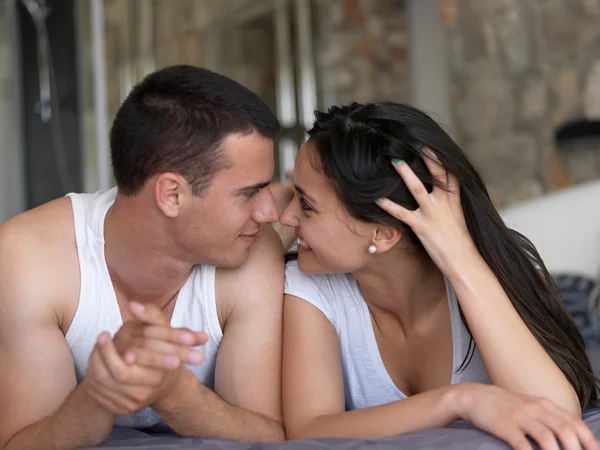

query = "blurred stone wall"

[
  {"left": 95, "top": 0, "right": 600, "bottom": 207},
  {"left": 314, "top": 0, "right": 600, "bottom": 206},
  {"left": 312, "top": 0, "right": 410, "bottom": 106},
  {"left": 103, "top": 0, "right": 277, "bottom": 121},
  {"left": 447, "top": 0, "right": 600, "bottom": 206},
  {"left": 101, "top": 0, "right": 409, "bottom": 129}
]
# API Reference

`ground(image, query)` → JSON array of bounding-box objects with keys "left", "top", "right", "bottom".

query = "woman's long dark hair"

[{"left": 303, "top": 101, "right": 598, "bottom": 409}]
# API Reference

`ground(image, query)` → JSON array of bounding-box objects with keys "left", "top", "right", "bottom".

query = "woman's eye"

[{"left": 299, "top": 198, "right": 313, "bottom": 212}]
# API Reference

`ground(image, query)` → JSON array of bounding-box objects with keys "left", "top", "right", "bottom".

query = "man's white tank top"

[{"left": 65, "top": 188, "right": 223, "bottom": 429}]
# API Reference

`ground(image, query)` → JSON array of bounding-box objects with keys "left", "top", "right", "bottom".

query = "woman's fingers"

[
  {"left": 520, "top": 399, "right": 597, "bottom": 450},
  {"left": 536, "top": 408, "right": 596, "bottom": 450},
  {"left": 421, "top": 147, "right": 448, "bottom": 189},
  {"left": 391, "top": 159, "right": 431, "bottom": 209},
  {"left": 576, "top": 419, "right": 599, "bottom": 450},
  {"left": 520, "top": 418, "right": 562, "bottom": 450},
  {"left": 375, "top": 197, "right": 415, "bottom": 227},
  {"left": 542, "top": 416, "right": 583, "bottom": 450},
  {"left": 420, "top": 147, "right": 463, "bottom": 201},
  {"left": 389, "top": 150, "right": 453, "bottom": 210},
  {"left": 385, "top": 148, "right": 457, "bottom": 215},
  {"left": 493, "top": 422, "right": 533, "bottom": 450},
  {"left": 447, "top": 173, "right": 460, "bottom": 196},
  {"left": 533, "top": 399, "right": 597, "bottom": 450}
]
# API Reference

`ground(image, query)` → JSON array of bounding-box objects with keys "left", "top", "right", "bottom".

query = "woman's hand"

[
  {"left": 375, "top": 149, "right": 478, "bottom": 274},
  {"left": 451, "top": 383, "right": 597, "bottom": 450}
]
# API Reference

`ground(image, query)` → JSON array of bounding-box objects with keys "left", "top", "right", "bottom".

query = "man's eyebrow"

[
  {"left": 235, "top": 181, "right": 271, "bottom": 193},
  {"left": 294, "top": 184, "right": 317, "bottom": 204}
]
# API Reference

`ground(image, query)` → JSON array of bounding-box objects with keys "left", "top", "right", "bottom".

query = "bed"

[{"left": 89, "top": 409, "right": 600, "bottom": 449}]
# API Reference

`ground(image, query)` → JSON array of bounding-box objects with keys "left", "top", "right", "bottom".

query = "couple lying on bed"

[{"left": 0, "top": 66, "right": 597, "bottom": 450}]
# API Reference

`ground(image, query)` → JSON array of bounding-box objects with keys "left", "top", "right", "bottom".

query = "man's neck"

[{"left": 103, "top": 199, "right": 194, "bottom": 309}]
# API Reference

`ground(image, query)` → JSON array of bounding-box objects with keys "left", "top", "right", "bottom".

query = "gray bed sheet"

[{"left": 89, "top": 409, "right": 600, "bottom": 450}]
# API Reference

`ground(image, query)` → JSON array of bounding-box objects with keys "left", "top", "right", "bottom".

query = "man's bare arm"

[
  {"left": 0, "top": 211, "right": 114, "bottom": 450},
  {"left": 153, "top": 225, "right": 285, "bottom": 441}
]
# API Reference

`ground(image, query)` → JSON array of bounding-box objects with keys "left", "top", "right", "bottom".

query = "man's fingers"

[
  {"left": 124, "top": 341, "right": 204, "bottom": 367},
  {"left": 105, "top": 354, "right": 166, "bottom": 386},
  {"left": 133, "top": 325, "right": 207, "bottom": 347},
  {"left": 126, "top": 348, "right": 181, "bottom": 370},
  {"left": 138, "top": 337, "right": 188, "bottom": 355},
  {"left": 96, "top": 332, "right": 130, "bottom": 383},
  {"left": 89, "top": 375, "right": 157, "bottom": 413},
  {"left": 119, "top": 364, "right": 166, "bottom": 388},
  {"left": 189, "top": 331, "right": 208, "bottom": 346},
  {"left": 96, "top": 333, "right": 163, "bottom": 385},
  {"left": 87, "top": 384, "right": 131, "bottom": 416},
  {"left": 129, "top": 302, "right": 169, "bottom": 326}
]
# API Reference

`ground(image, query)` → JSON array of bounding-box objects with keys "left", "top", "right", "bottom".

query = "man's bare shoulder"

[
  {"left": 0, "top": 197, "right": 78, "bottom": 266},
  {"left": 217, "top": 224, "right": 284, "bottom": 284},
  {"left": 242, "top": 224, "right": 285, "bottom": 271},
  {"left": 216, "top": 224, "right": 285, "bottom": 321},
  {"left": 0, "top": 197, "right": 80, "bottom": 329}
]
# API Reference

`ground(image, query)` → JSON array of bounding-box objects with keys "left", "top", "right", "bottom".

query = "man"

[{"left": 0, "top": 65, "right": 285, "bottom": 449}]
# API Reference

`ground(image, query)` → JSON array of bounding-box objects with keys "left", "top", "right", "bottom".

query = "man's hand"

[
  {"left": 115, "top": 302, "right": 207, "bottom": 371},
  {"left": 82, "top": 302, "right": 208, "bottom": 416}
]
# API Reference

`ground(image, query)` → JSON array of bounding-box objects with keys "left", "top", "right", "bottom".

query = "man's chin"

[{"left": 215, "top": 249, "right": 250, "bottom": 270}]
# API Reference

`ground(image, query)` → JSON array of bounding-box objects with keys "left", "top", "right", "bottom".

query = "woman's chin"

[
  {"left": 297, "top": 243, "right": 313, "bottom": 255},
  {"left": 297, "top": 252, "right": 322, "bottom": 274}
]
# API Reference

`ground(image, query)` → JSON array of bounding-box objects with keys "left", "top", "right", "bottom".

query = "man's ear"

[
  {"left": 370, "top": 225, "right": 402, "bottom": 254},
  {"left": 154, "top": 173, "right": 186, "bottom": 218}
]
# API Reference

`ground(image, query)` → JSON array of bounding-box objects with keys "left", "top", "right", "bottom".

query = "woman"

[{"left": 280, "top": 102, "right": 599, "bottom": 450}]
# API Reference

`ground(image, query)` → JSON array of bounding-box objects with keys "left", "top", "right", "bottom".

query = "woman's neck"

[{"left": 352, "top": 246, "right": 448, "bottom": 329}]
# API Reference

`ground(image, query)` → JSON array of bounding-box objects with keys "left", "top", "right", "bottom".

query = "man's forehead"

[
  {"left": 220, "top": 131, "right": 274, "bottom": 153},
  {"left": 212, "top": 157, "right": 273, "bottom": 190},
  {"left": 221, "top": 130, "right": 273, "bottom": 156},
  {"left": 210, "top": 162, "right": 271, "bottom": 186}
]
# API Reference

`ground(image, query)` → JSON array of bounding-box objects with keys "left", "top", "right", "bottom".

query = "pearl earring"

[{"left": 368, "top": 245, "right": 377, "bottom": 254}]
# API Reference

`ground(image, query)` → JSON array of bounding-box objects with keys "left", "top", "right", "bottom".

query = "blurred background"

[{"left": 1, "top": 0, "right": 600, "bottom": 224}]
